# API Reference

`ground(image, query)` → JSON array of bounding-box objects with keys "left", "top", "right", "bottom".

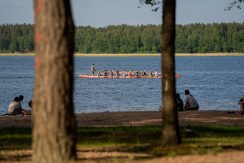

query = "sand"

[{"left": 1, "top": 110, "right": 244, "bottom": 128}]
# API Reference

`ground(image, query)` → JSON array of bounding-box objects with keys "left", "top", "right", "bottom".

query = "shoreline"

[
  {"left": 1, "top": 110, "right": 244, "bottom": 128},
  {"left": 0, "top": 53, "right": 244, "bottom": 57}
]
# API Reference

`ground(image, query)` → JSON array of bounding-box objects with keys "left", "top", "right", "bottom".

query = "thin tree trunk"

[
  {"left": 161, "top": 0, "right": 181, "bottom": 146},
  {"left": 32, "top": 0, "right": 76, "bottom": 162}
]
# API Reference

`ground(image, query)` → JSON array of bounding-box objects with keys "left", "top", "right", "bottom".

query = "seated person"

[
  {"left": 176, "top": 93, "right": 184, "bottom": 111},
  {"left": 7, "top": 96, "right": 30, "bottom": 115},
  {"left": 184, "top": 90, "right": 199, "bottom": 111},
  {"left": 142, "top": 70, "right": 147, "bottom": 76},
  {"left": 28, "top": 100, "right": 32, "bottom": 114},
  {"left": 7, "top": 97, "right": 22, "bottom": 115},
  {"left": 239, "top": 96, "right": 244, "bottom": 114},
  {"left": 128, "top": 70, "right": 134, "bottom": 77},
  {"left": 18, "top": 95, "right": 30, "bottom": 115}
]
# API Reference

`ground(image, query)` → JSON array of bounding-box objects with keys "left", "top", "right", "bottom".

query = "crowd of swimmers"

[{"left": 4, "top": 95, "right": 32, "bottom": 116}]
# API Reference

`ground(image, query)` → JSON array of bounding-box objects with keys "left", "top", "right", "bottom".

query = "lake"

[{"left": 0, "top": 56, "right": 244, "bottom": 114}]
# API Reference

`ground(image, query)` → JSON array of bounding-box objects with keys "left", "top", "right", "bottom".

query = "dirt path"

[{"left": 1, "top": 110, "right": 244, "bottom": 128}]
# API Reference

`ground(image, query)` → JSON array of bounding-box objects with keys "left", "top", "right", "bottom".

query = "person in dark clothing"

[
  {"left": 184, "top": 90, "right": 199, "bottom": 111},
  {"left": 239, "top": 95, "right": 244, "bottom": 114},
  {"left": 176, "top": 93, "right": 184, "bottom": 111}
]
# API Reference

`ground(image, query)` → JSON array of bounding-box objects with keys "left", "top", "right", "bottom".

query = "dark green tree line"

[
  {"left": 0, "top": 23, "right": 243, "bottom": 53},
  {"left": 0, "top": 24, "right": 34, "bottom": 53}
]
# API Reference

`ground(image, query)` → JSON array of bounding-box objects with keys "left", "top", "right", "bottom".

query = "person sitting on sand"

[
  {"left": 7, "top": 96, "right": 22, "bottom": 115},
  {"left": 176, "top": 93, "right": 184, "bottom": 111},
  {"left": 6, "top": 95, "right": 28, "bottom": 115},
  {"left": 18, "top": 95, "right": 24, "bottom": 109},
  {"left": 18, "top": 95, "right": 29, "bottom": 115},
  {"left": 239, "top": 95, "right": 244, "bottom": 114},
  {"left": 27, "top": 100, "right": 32, "bottom": 114},
  {"left": 184, "top": 90, "right": 199, "bottom": 111}
]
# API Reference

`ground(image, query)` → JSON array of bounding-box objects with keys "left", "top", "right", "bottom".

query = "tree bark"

[
  {"left": 161, "top": 0, "right": 181, "bottom": 146},
  {"left": 32, "top": 0, "right": 76, "bottom": 162}
]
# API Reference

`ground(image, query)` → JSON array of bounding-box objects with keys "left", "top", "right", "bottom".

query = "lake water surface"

[{"left": 0, "top": 56, "right": 244, "bottom": 114}]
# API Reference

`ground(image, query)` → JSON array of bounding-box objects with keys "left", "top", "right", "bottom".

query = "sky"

[{"left": 0, "top": 0, "right": 243, "bottom": 27}]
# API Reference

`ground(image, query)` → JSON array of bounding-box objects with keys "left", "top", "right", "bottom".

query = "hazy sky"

[{"left": 0, "top": 0, "right": 243, "bottom": 26}]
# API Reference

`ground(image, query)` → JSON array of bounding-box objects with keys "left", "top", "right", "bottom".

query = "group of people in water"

[
  {"left": 175, "top": 89, "right": 199, "bottom": 111},
  {"left": 91, "top": 64, "right": 159, "bottom": 77},
  {"left": 6, "top": 95, "right": 32, "bottom": 115}
]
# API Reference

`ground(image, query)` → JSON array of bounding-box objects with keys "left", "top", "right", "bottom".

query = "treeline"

[
  {"left": 0, "top": 24, "right": 34, "bottom": 53},
  {"left": 0, "top": 23, "right": 243, "bottom": 53}
]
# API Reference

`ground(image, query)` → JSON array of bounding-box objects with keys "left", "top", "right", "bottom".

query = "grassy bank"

[
  {"left": 1, "top": 125, "right": 244, "bottom": 160},
  {"left": 0, "top": 53, "right": 244, "bottom": 57}
]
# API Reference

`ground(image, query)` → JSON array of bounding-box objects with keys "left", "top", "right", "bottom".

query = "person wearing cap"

[{"left": 184, "top": 90, "right": 199, "bottom": 111}]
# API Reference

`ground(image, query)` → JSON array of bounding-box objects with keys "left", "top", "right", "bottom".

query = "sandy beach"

[{"left": 1, "top": 110, "right": 244, "bottom": 128}]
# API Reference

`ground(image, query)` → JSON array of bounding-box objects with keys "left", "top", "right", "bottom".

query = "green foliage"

[
  {"left": 0, "top": 24, "right": 34, "bottom": 53},
  {"left": 0, "top": 128, "right": 31, "bottom": 150},
  {"left": 0, "top": 23, "right": 243, "bottom": 53},
  {"left": 225, "top": 0, "right": 244, "bottom": 10}
]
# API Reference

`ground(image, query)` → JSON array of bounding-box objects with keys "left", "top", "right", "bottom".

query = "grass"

[
  {"left": 0, "top": 128, "right": 32, "bottom": 150},
  {"left": 1, "top": 125, "right": 244, "bottom": 159}
]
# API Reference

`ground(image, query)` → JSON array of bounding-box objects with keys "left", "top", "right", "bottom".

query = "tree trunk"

[
  {"left": 161, "top": 0, "right": 181, "bottom": 146},
  {"left": 32, "top": 0, "right": 76, "bottom": 162}
]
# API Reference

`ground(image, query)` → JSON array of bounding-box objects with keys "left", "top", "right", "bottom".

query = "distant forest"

[{"left": 0, "top": 23, "right": 243, "bottom": 53}]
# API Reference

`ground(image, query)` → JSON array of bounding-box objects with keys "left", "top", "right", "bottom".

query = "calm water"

[{"left": 0, "top": 56, "right": 244, "bottom": 114}]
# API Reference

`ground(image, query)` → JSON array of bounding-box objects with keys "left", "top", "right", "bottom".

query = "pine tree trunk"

[
  {"left": 32, "top": 0, "right": 76, "bottom": 162},
  {"left": 161, "top": 0, "right": 181, "bottom": 146}
]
